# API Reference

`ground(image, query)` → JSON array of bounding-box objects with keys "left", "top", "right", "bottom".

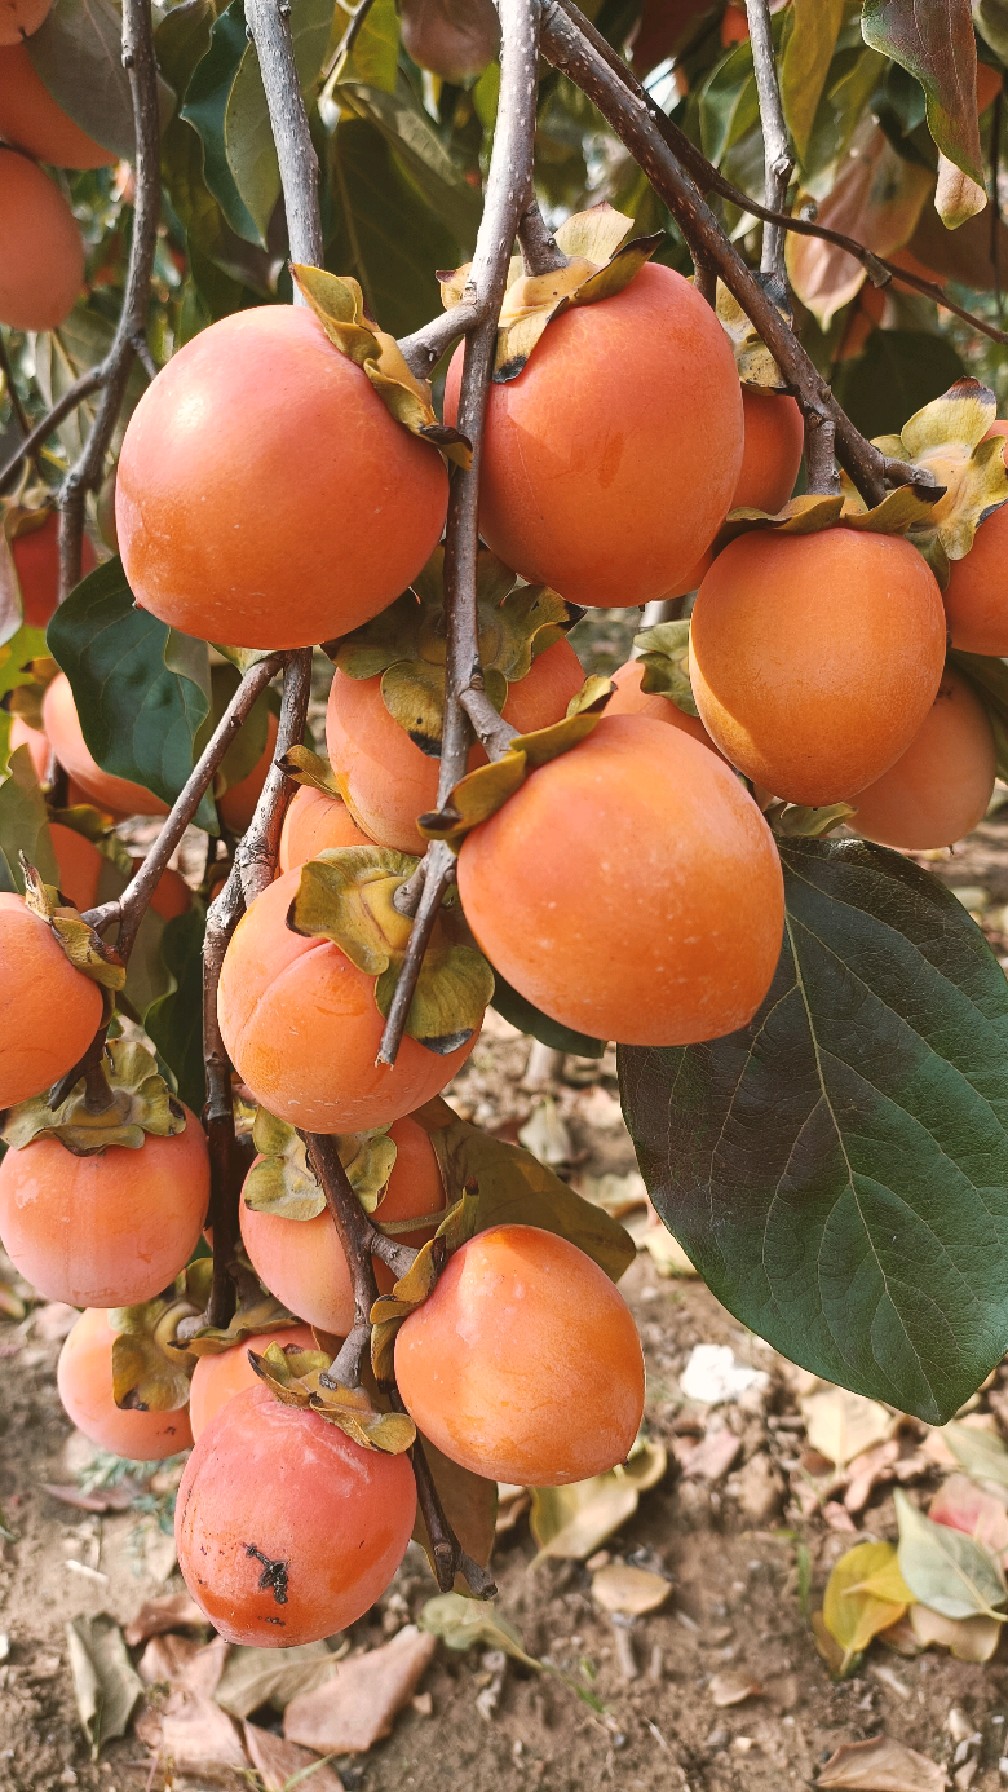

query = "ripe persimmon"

[
  {"left": 11, "top": 511, "right": 96, "bottom": 631},
  {"left": 0, "top": 893, "right": 102, "bottom": 1107},
  {"left": 116, "top": 306, "right": 449, "bottom": 651},
  {"left": 395, "top": 1224, "right": 645, "bottom": 1484},
  {"left": 278, "top": 785, "right": 373, "bottom": 873},
  {"left": 607, "top": 659, "right": 721, "bottom": 754},
  {"left": 141, "top": 862, "right": 191, "bottom": 922},
  {"left": 0, "top": 43, "right": 116, "bottom": 167},
  {"left": 189, "top": 1325, "right": 316, "bottom": 1441},
  {"left": 689, "top": 529, "right": 947, "bottom": 803},
  {"left": 240, "top": 1116, "right": 445, "bottom": 1332},
  {"left": 325, "top": 638, "right": 584, "bottom": 852},
  {"left": 0, "top": 1106, "right": 209, "bottom": 1306},
  {"left": 721, "top": 2, "right": 749, "bottom": 45},
  {"left": 457, "top": 715, "right": 783, "bottom": 1045},
  {"left": 51, "top": 822, "right": 101, "bottom": 910},
  {"left": 0, "top": 150, "right": 84, "bottom": 331},
  {"left": 42, "top": 673, "right": 169, "bottom": 818},
  {"left": 851, "top": 669, "right": 996, "bottom": 850},
  {"left": 217, "top": 709, "right": 279, "bottom": 833},
  {"left": 943, "top": 423, "right": 1008, "bottom": 655},
  {"left": 667, "top": 387, "right": 806, "bottom": 595},
  {"left": 9, "top": 715, "right": 51, "bottom": 782},
  {"left": 175, "top": 1384, "right": 417, "bottom": 1644},
  {"left": 0, "top": 0, "right": 51, "bottom": 44},
  {"left": 57, "top": 1307, "right": 193, "bottom": 1461},
  {"left": 217, "top": 870, "right": 479, "bottom": 1131},
  {"left": 444, "top": 263, "right": 743, "bottom": 608}
]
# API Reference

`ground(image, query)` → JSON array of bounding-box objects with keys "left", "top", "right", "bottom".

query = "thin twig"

[
  {"left": 390, "top": 1389, "right": 497, "bottom": 1597},
  {"left": 460, "top": 684, "right": 520, "bottom": 759},
  {"left": 377, "top": 839, "right": 456, "bottom": 1065},
  {"left": 245, "top": 0, "right": 324, "bottom": 271},
  {"left": 744, "top": 0, "right": 793, "bottom": 290},
  {"left": 305, "top": 1133, "right": 418, "bottom": 1387},
  {"left": 399, "top": 302, "right": 482, "bottom": 378},
  {"left": 0, "top": 371, "right": 105, "bottom": 496},
  {"left": 518, "top": 197, "right": 568, "bottom": 276},
  {"left": 0, "top": 335, "right": 41, "bottom": 478}
]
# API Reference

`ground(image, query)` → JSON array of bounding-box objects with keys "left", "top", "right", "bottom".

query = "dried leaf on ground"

[
  {"left": 941, "top": 1419, "right": 1008, "bottom": 1490},
  {"left": 154, "top": 1690, "right": 248, "bottom": 1776},
  {"left": 285, "top": 1626, "right": 438, "bottom": 1753},
  {"left": 709, "top": 1669, "right": 761, "bottom": 1707},
  {"left": 673, "top": 1428, "right": 741, "bottom": 1482},
  {"left": 42, "top": 1481, "right": 140, "bottom": 1514},
  {"left": 214, "top": 1639, "right": 339, "bottom": 1719},
  {"left": 123, "top": 1589, "right": 207, "bottom": 1647},
  {"left": 244, "top": 1723, "right": 344, "bottom": 1792},
  {"left": 419, "top": 1595, "right": 538, "bottom": 1669},
  {"left": 820, "top": 1541, "right": 912, "bottom": 1675},
  {"left": 576, "top": 1170, "right": 649, "bottom": 1218},
  {"left": 844, "top": 1440, "right": 902, "bottom": 1513},
  {"left": 137, "top": 1632, "right": 227, "bottom": 1698},
  {"left": 639, "top": 1225, "right": 697, "bottom": 1276},
  {"left": 66, "top": 1615, "right": 142, "bottom": 1758},
  {"left": 895, "top": 1489, "right": 1008, "bottom": 1619},
  {"left": 590, "top": 1564, "right": 672, "bottom": 1617},
  {"left": 517, "top": 1098, "right": 572, "bottom": 1165},
  {"left": 929, "top": 1474, "right": 1008, "bottom": 1557},
  {"left": 495, "top": 1484, "right": 530, "bottom": 1535},
  {"left": 679, "top": 1345, "right": 768, "bottom": 1406},
  {"left": 818, "top": 1733, "right": 948, "bottom": 1789},
  {"left": 910, "top": 1603, "right": 1002, "bottom": 1662},
  {"left": 530, "top": 1438, "right": 666, "bottom": 1560},
  {"left": 802, "top": 1388, "right": 895, "bottom": 1469}
]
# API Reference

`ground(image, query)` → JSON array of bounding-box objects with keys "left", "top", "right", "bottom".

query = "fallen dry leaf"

[
  {"left": 214, "top": 1639, "right": 339, "bottom": 1719},
  {"left": 591, "top": 1564, "right": 672, "bottom": 1617},
  {"left": 244, "top": 1722, "right": 344, "bottom": 1792},
  {"left": 66, "top": 1615, "right": 142, "bottom": 1757},
  {"left": 137, "top": 1633, "right": 227, "bottom": 1698},
  {"left": 801, "top": 1388, "right": 895, "bottom": 1470},
  {"left": 910, "top": 1603, "right": 1001, "bottom": 1663},
  {"left": 530, "top": 1438, "right": 666, "bottom": 1561},
  {"left": 123, "top": 1590, "right": 207, "bottom": 1648},
  {"left": 639, "top": 1225, "right": 697, "bottom": 1276},
  {"left": 709, "top": 1669, "right": 761, "bottom": 1707},
  {"left": 818, "top": 1734, "right": 947, "bottom": 1789},
  {"left": 151, "top": 1690, "right": 247, "bottom": 1778},
  {"left": 844, "top": 1441, "right": 902, "bottom": 1514},
  {"left": 42, "top": 1481, "right": 140, "bottom": 1514},
  {"left": 495, "top": 1484, "right": 530, "bottom": 1535},
  {"left": 929, "top": 1475, "right": 1008, "bottom": 1557},
  {"left": 673, "top": 1429, "right": 741, "bottom": 1483},
  {"left": 518, "top": 1098, "right": 572, "bottom": 1165},
  {"left": 419, "top": 1593, "right": 538, "bottom": 1669},
  {"left": 285, "top": 1626, "right": 437, "bottom": 1754},
  {"left": 33, "top": 1301, "right": 78, "bottom": 1341}
]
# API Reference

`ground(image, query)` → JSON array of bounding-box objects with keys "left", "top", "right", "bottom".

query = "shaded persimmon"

[
  {"left": 0, "top": 150, "right": 84, "bottom": 331},
  {"left": 0, "top": 44, "right": 116, "bottom": 167},
  {"left": 667, "top": 387, "right": 806, "bottom": 595},
  {"left": 51, "top": 822, "right": 102, "bottom": 910},
  {"left": 721, "top": 2, "right": 749, "bottom": 45},
  {"left": 115, "top": 306, "right": 449, "bottom": 651},
  {"left": 189, "top": 1325, "right": 316, "bottom": 1441},
  {"left": 395, "top": 1224, "right": 645, "bottom": 1485},
  {"left": 0, "top": 1106, "right": 209, "bottom": 1306},
  {"left": 175, "top": 1384, "right": 416, "bottom": 1644},
  {"left": 457, "top": 715, "right": 783, "bottom": 1046},
  {"left": 689, "top": 528, "right": 947, "bottom": 804},
  {"left": 444, "top": 263, "right": 743, "bottom": 608},
  {"left": 0, "top": 0, "right": 50, "bottom": 43},
  {"left": 217, "top": 709, "right": 279, "bottom": 833},
  {"left": 325, "top": 638, "right": 584, "bottom": 852},
  {"left": 9, "top": 715, "right": 51, "bottom": 782},
  {"left": 278, "top": 785, "right": 374, "bottom": 873},
  {"left": 217, "top": 870, "right": 480, "bottom": 1132},
  {"left": 139, "top": 862, "right": 192, "bottom": 922},
  {"left": 851, "top": 668, "right": 996, "bottom": 850},
  {"left": 943, "top": 422, "right": 1008, "bottom": 655},
  {"left": 57, "top": 1307, "right": 193, "bottom": 1461},
  {"left": 606, "top": 659, "right": 722, "bottom": 754},
  {"left": 42, "top": 673, "right": 169, "bottom": 818},
  {"left": 0, "top": 893, "right": 102, "bottom": 1107},
  {"left": 240, "top": 1116, "right": 445, "bottom": 1332},
  {"left": 11, "top": 511, "right": 96, "bottom": 631},
  {"left": 400, "top": 0, "right": 499, "bottom": 76}
]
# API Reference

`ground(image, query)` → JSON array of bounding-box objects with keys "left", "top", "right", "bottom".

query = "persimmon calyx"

[
  {"left": 2, "top": 1039, "right": 186, "bottom": 1155},
  {"left": 116, "top": 1260, "right": 296, "bottom": 1394},
  {"left": 765, "top": 802, "right": 858, "bottom": 840},
  {"left": 715, "top": 281, "right": 792, "bottom": 391},
  {"left": 860, "top": 378, "right": 1008, "bottom": 577},
  {"left": 290, "top": 266, "right": 471, "bottom": 467},
  {"left": 21, "top": 857, "right": 126, "bottom": 991},
  {"left": 633, "top": 621, "right": 702, "bottom": 720},
  {"left": 244, "top": 1107, "right": 397, "bottom": 1221},
  {"left": 247, "top": 1342, "right": 416, "bottom": 1454}
]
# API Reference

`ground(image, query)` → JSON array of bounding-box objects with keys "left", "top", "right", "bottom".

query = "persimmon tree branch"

[
  {"left": 57, "top": 0, "right": 161, "bottom": 599},
  {"left": 304, "top": 1133, "right": 418, "bottom": 1387},
  {"left": 0, "top": 371, "right": 106, "bottom": 497},
  {"left": 245, "top": 0, "right": 324, "bottom": 272},
  {"left": 744, "top": 0, "right": 793, "bottom": 290},
  {"left": 519, "top": 197, "right": 568, "bottom": 276}
]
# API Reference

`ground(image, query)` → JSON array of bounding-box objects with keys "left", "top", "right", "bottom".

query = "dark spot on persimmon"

[{"left": 245, "top": 1542, "right": 289, "bottom": 1605}]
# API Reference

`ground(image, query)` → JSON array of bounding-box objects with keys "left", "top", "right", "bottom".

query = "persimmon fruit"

[
  {"left": 667, "top": 387, "right": 806, "bottom": 595},
  {"left": 131, "top": 861, "right": 192, "bottom": 922},
  {"left": 0, "top": 0, "right": 50, "bottom": 43},
  {"left": 57, "top": 1307, "right": 193, "bottom": 1461},
  {"left": 175, "top": 1384, "right": 417, "bottom": 1644},
  {"left": 240, "top": 1116, "right": 445, "bottom": 1332},
  {"left": 689, "top": 528, "right": 947, "bottom": 804},
  {"left": 395, "top": 1224, "right": 645, "bottom": 1485},
  {"left": 42, "top": 673, "right": 169, "bottom": 818},
  {"left": 607, "top": 659, "right": 721, "bottom": 754},
  {"left": 851, "top": 669, "right": 996, "bottom": 850},
  {"left": 189, "top": 1325, "right": 316, "bottom": 1441},
  {"left": 9, "top": 715, "right": 51, "bottom": 782},
  {"left": 325, "top": 637, "right": 585, "bottom": 852},
  {"left": 0, "top": 150, "right": 84, "bottom": 331},
  {"left": 217, "top": 869, "right": 480, "bottom": 1132},
  {"left": 457, "top": 714, "right": 783, "bottom": 1045},
  {"left": 943, "top": 423, "right": 1008, "bottom": 655},
  {"left": 51, "top": 822, "right": 102, "bottom": 910},
  {"left": 115, "top": 306, "right": 449, "bottom": 651},
  {"left": 0, "top": 1106, "right": 209, "bottom": 1306},
  {"left": 0, "top": 893, "right": 102, "bottom": 1107},
  {"left": 721, "top": 2, "right": 749, "bottom": 45},
  {"left": 278, "top": 784, "right": 374, "bottom": 873},
  {"left": 444, "top": 262, "right": 743, "bottom": 608},
  {"left": 217, "top": 709, "right": 279, "bottom": 833},
  {"left": 0, "top": 43, "right": 116, "bottom": 166},
  {"left": 12, "top": 510, "right": 97, "bottom": 631}
]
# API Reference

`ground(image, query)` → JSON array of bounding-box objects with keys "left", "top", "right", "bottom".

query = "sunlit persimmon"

[
  {"left": 240, "top": 1116, "right": 445, "bottom": 1332},
  {"left": 0, "top": 0, "right": 50, "bottom": 43},
  {"left": 851, "top": 669, "right": 996, "bottom": 850},
  {"left": 217, "top": 870, "right": 480, "bottom": 1132},
  {"left": 51, "top": 822, "right": 101, "bottom": 910},
  {"left": 0, "top": 1106, "right": 209, "bottom": 1306},
  {"left": 0, "top": 893, "right": 102, "bottom": 1107},
  {"left": 444, "top": 263, "right": 743, "bottom": 608},
  {"left": 667, "top": 388, "right": 805, "bottom": 595},
  {"left": 42, "top": 673, "right": 169, "bottom": 818},
  {"left": 325, "top": 638, "right": 584, "bottom": 852},
  {"left": 11, "top": 511, "right": 96, "bottom": 631},
  {"left": 189, "top": 1325, "right": 316, "bottom": 1441},
  {"left": 0, "top": 150, "right": 84, "bottom": 331},
  {"left": 607, "top": 659, "right": 722, "bottom": 755},
  {"left": 395, "top": 1224, "right": 645, "bottom": 1485},
  {"left": 278, "top": 784, "right": 373, "bottom": 873},
  {"left": 0, "top": 43, "right": 116, "bottom": 167},
  {"left": 943, "top": 423, "right": 1008, "bottom": 655},
  {"left": 218, "top": 709, "right": 279, "bottom": 832},
  {"left": 689, "top": 529, "right": 947, "bottom": 804},
  {"left": 57, "top": 1307, "right": 193, "bottom": 1461},
  {"left": 175, "top": 1384, "right": 416, "bottom": 1644},
  {"left": 9, "top": 715, "right": 50, "bottom": 782},
  {"left": 116, "top": 306, "right": 449, "bottom": 651},
  {"left": 457, "top": 715, "right": 783, "bottom": 1045}
]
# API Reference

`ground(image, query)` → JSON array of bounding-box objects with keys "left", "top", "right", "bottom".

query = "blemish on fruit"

[{"left": 245, "top": 1542, "right": 289, "bottom": 1605}]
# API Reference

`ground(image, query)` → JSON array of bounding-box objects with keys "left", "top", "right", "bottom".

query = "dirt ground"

[{"left": 3, "top": 813, "right": 1008, "bottom": 1792}]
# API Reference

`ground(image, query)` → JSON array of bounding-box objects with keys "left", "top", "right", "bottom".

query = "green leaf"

[
  {"left": 34, "top": 309, "right": 147, "bottom": 469},
  {"left": 145, "top": 908, "right": 207, "bottom": 1112},
  {"left": 941, "top": 1420, "right": 1008, "bottom": 1490},
  {"left": 491, "top": 972, "right": 607, "bottom": 1060},
  {"left": 834, "top": 329, "right": 967, "bottom": 442},
  {"left": 26, "top": 0, "right": 135, "bottom": 158},
  {"left": 862, "top": 0, "right": 985, "bottom": 182},
  {"left": 420, "top": 1593, "right": 540, "bottom": 1669},
  {"left": 181, "top": 0, "right": 261, "bottom": 246},
  {"left": 618, "top": 837, "right": 1008, "bottom": 1424},
  {"left": 0, "top": 747, "right": 57, "bottom": 894},
  {"left": 895, "top": 1490, "right": 1008, "bottom": 1619},
  {"left": 47, "top": 560, "right": 212, "bottom": 818},
  {"left": 699, "top": 38, "right": 759, "bottom": 166},
  {"left": 975, "top": 0, "right": 1008, "bottom": 61},
  {"left": 224, "top": 0, "right": 334, "bottom": 244},
  {"left": 781, "top": 0, "right": 846, "bottom": 165},
  {"left": 338, "top": 81, "right": 484, "bottom": 248}
]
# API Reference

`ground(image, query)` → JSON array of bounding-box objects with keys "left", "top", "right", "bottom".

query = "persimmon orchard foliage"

[{"left": 1, "top": 0, "right": 1008, "bottom": 1652}]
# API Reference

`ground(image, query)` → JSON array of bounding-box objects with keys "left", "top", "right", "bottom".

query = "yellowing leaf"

[
  {"left": 780, "top": 0, "right": 845, "bottom": 165},
  {"left": 935, "top": 153, "right": 988, "bottom": 228},
  {"left": 801, "top": 1387, "right": 895, "bottom": 1468},
  {"left": 940, "top": 1421, "right": 1008, "bottom": 1491},
  {"left": 821, "top": 1541, "right": 910, "bottom": 1674},
  {"left": 530, "top": 1439, "right": 666, "bottom": 1560},
  {"left": 419, "top": 1593, "right": 540, "bottom": 1669}
]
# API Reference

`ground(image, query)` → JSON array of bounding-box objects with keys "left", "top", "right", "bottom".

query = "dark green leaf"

[
  {"left": 699, "top": 39, "right": 759, "bottom": 166},
  {"left": 146, "top": 908, "right": 207, "bottom": 1111},
  {"left": 224, "top": 0, "right": 334, "bottom": 243},
  {"left": 619, "top": 838, "right": 1008, "bottom": 1423},
  {"left": 491, "top": 972, "right": 607, "bottom": 1060},
  {"left": 0, "top": 747, "right": 57, "bottom": 894},
  {"left": 339, "top": 81, "right": 483, "bottom": 248},
  {"left": 833, "top": 329, "right": 966, "bottom": 441},
  {"left": 862, "top": 0, "right": 984, "bottom": 181},
  {"left": 181, "top": 0, "right": 261, "bottom": 246},
  {"left": 27, "top": 0, "right": 135, "bottom": 158},
  {"left": 47, "top": 560, "right": 213, "bottom": 819}
]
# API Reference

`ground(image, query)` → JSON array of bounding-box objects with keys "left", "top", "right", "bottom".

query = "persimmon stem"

[
  {"left": 744, "top": 0, "right": 793, "bottom": 292},
  {"left": 377, "top": 841, "right": 457, "bottom": 1065},
  {"left": 304, "top": 1132, "right": 418, "bottom": 1388},
  {"left": 519, "top": 198, "right": 569, "bottom": 276},
  {"left": 57, "top": 0, "right": 161, "bottom": 600},
  {"left": 391, "top": 1390, "right": 497, "bottom": 1598},
  {"left": 460, "top": 684, "right": 520, "bottom": 760}
]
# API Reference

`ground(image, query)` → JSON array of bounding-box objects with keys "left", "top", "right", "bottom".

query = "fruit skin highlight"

[
  {"left": 0, "top": 150, "right": 84, "bottom": 332},
  {"left": 457, "top": 714, "right": 784, "bottom": 1046},
  {"left": 395, "top": 1223, "right": 646, "bottom": 1485},
  {"left": 689, "top": 528, "right": 947, "bottom": 805},
  {"left": 0, "top": 893, "right": 103, "bottom": 1108},
  {"left": 851, "top": 669, "right": 996, "bottom": 851},
  {"left": 115, "top": 306, "right": 450, "bottom": 651},
  {"left": 42, "top": 673, "right": 169, "bottom": 818},
  {"left": 943, "top": 423, "right": 1008, "bottom": 656},
  {"left": 444, "top": 262, "right": 744, "bottom": 608},
  {"left": 58, "top": 1307, "right": 193, "bottom": 1461},
  {"left": 175, "top": 1384, "right": 417, "bottom": 1645}
]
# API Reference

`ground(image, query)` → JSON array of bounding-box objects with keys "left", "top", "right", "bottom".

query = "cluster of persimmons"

[{"left": 1, "top": 236, "right": 1006, "bottom": 1648}]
